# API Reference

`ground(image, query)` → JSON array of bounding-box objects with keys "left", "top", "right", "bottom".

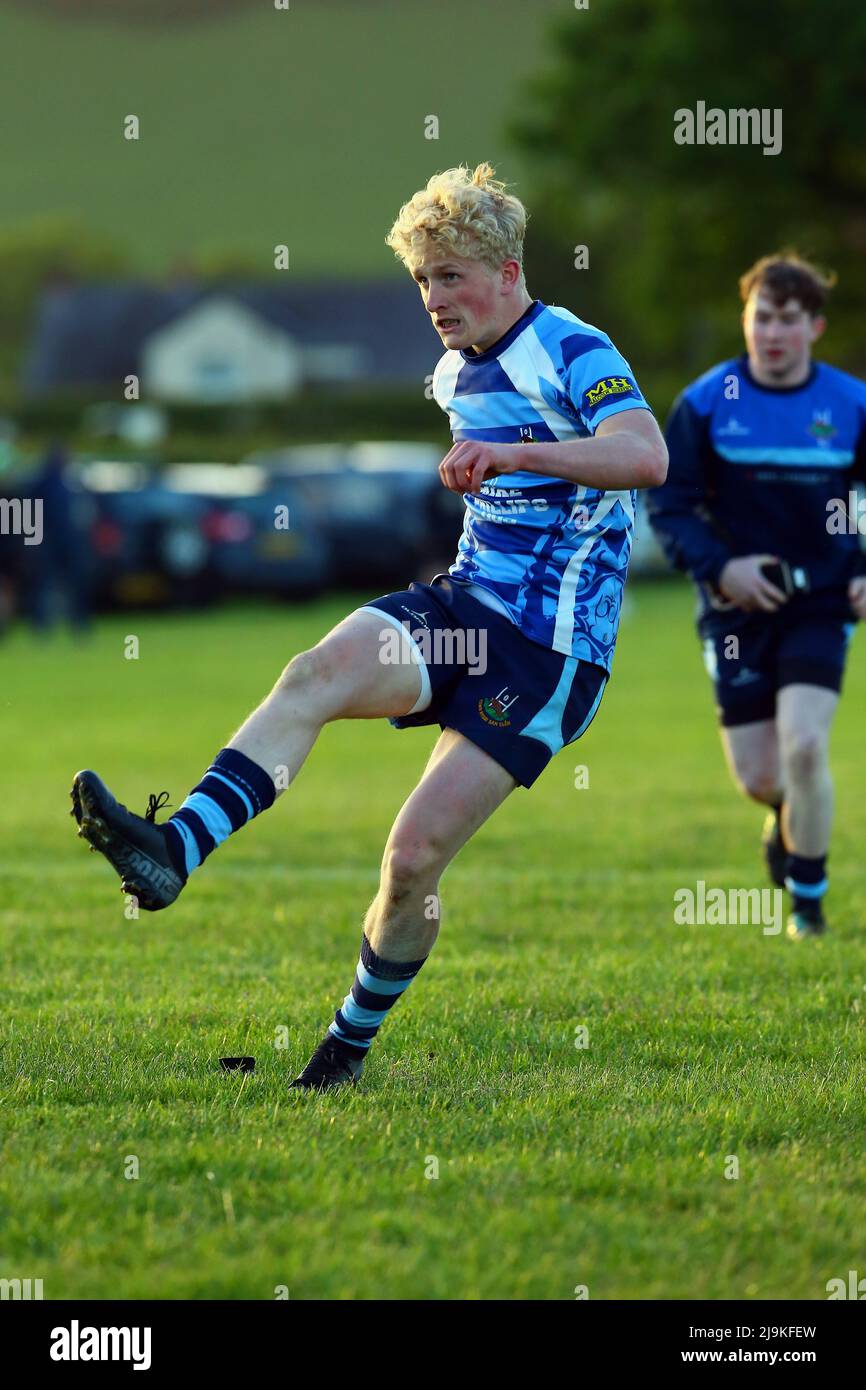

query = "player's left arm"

[{"left": 438, "top": 408, "right": 668, "bottom": 494}]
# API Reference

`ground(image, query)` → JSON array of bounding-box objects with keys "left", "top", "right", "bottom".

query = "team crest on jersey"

[
  {"left": 808, "top": 410, "right": 837, "bottom": 444},
  {"left": 582, "top": 376, "right": 636, "bottom": 411},
  {"left": 478, "top": 687, "right": 520, "bottom": 727},
  {"left": 518, "top": 425, "right": 536, "bottom": 442}
]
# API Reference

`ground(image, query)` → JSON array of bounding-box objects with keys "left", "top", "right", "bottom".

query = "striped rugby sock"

[
  {"left": 164, "top": 747, "right": 276, "bottom": 880},
  {"left": 785, "top": 852, "right": 828, "bottom": 908},
  {"left": 329, "top": 932, "right": 429, "bottom": 1054}
]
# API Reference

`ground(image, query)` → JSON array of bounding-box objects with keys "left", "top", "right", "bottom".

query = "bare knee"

[
  {"left": 780, "top": 728, "right": 827, "bottom": 782},
  {"left": 735, "top": 769, "right": 781, "bottom": 803},
  {"left": 380, "top": 837, "right": 444, "bottom": 903},
  {"left": 274, "top": 644, "right": 341, "bottom": 709},
  {"left": 277, "top": 647, "right": 316, "bottom": 691}
]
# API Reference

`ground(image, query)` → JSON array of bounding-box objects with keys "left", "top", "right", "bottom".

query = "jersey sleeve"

[
  {"left": 562, "top": 338, "right": 651, "bottom": 434},
  {"left": 646, "top": 392, "right": 733, "bottom": 586}
]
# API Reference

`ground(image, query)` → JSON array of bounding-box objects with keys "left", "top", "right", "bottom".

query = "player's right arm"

[{"left": 646, "top": 392, "right": 786, "bottom": 612}]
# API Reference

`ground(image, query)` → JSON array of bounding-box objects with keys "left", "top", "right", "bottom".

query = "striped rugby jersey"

[{"left": 432, "top": 298, "right": 652, "bottom": 671}]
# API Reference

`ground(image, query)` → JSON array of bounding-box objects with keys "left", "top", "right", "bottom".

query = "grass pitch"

[{"left": 1, "top": 579, "right": 864, "bottom": 1300}]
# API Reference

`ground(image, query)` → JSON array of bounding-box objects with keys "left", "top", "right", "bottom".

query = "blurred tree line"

[{"left": 510, "top": 0, "right": 866, "bottom": 416}]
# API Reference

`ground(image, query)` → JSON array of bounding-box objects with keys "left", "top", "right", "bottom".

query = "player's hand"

[
  {"left": 438, "top": 441, "right": 519, "bottom": 494},
  {"left": 848, "top": 576, "right": 866, "bottom": 620},
  {"left": 717, "top": 555, "right": 788, "bottom": 613}
]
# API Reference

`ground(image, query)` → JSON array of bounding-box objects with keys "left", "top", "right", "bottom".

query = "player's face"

[
  {"left": 411, "top": 251, "right": 507, "bottom": 352},
  {"left": 742, "top": 290, "right": 825, "bottom": 384}
]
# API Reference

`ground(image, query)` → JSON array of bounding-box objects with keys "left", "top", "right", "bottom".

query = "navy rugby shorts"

[
  {"left": 359, "top": 575, "right": 608, "bottom": 787},
  {"left": 699, "top": 591, "right": 858, "bottom": 727}
]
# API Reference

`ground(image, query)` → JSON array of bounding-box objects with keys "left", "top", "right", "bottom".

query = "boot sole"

[
  {"left": 786, "top": 920, "right": 827, "bottom": 941},
  {"left": 289, "top": 1068, "right": 362, "bottom": 1092},
  {"left": 70, "top": 774, "right": 182, "bottom": 912}
]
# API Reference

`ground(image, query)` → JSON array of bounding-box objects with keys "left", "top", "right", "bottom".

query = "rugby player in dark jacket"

[{"left": 648, "top": 253, "right": 866, "bottom": 940}]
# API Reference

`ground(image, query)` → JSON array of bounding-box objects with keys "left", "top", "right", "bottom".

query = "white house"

[{"left": 140, "top": 296, "right": 303, "bottom": 403}]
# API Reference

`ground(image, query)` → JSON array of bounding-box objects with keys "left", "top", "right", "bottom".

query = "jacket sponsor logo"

[{"left": 583, "top": 376, "right": 635, "bottom": 410}]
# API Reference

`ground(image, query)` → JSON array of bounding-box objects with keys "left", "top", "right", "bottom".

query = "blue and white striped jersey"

[{"left": 432, "top": 298, "right": 652, "bottom": 671}]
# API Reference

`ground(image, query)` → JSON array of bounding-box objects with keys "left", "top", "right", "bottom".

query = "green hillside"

[{"left": 0, "top": 0, "right": 565, "bottom": 278}]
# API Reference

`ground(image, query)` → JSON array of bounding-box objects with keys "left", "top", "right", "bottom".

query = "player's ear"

[
  {"left": 810, "top": 315, "right": 826, "bottom": 344},
  {"left": 500, "top": 258, "right": 521, "bottom": 291}
]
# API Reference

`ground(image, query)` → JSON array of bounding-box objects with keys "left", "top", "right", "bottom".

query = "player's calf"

[
  {"left": 292, "top": 821, "right": 447, "bottom": 1095},
  {"left": 776, "top": 690, "right": 836, "bottom": 940},
  {"left": 292, "top": 731, "right": 515, "bottom": 1091}
]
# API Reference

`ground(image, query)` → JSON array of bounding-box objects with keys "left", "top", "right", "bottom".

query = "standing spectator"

[{"left": 23, "top": 444, "right": 91, "bottom": 635}]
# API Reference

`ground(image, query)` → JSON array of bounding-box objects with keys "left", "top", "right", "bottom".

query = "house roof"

[{"left": 22, "top": 278, "right": 441, "bottom": 393}]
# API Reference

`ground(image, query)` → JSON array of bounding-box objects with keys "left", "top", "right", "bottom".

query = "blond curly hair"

[{"left": 385, "top": 162, "right": 528, "bottom": 278}]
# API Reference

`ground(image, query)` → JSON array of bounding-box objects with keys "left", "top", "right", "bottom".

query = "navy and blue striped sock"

[
  {"left": 785, "top": 852, "right": 828, "bottom": 911},
  {"left": 329, "top": 933, "right": 429, "bottom": 1055},
  {"left": 163, "top": 747, "right": 276, "bottom": 880}
]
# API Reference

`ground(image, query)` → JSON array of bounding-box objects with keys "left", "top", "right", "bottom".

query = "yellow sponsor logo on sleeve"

[{"left": 584, "top": 376, "right": 634, "bottom": 408}]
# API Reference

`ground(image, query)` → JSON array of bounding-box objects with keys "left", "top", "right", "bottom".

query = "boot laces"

[{"left": 145, "top": 790, "right": 172, "bottom": 823}]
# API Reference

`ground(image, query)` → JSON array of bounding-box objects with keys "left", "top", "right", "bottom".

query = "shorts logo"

[
  {"left": 478, "top": 687, "right": 519, "bottom": 726},
  {"left": 729, "top": 667, "right": 760, "bottom": 686},
  {"left": 400, "top": 606, "right": 430, "bottom": 629},
  {"left": 583, "top": 376, "right": 635, "bottom": 410}
]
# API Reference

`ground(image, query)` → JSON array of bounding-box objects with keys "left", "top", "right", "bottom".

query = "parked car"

[
  {"left": 161, "top": 463, "right": 331, "bottom": 599},
  {"left": 247, "top": 441, "right": 464, "bottom": 587},
  {"left": 69, "top": 461, "right": 217, "bottom": 608},
  {"left": 74, "top": 460, "right": 331, "bottom": 609},
  {"left": 350, "top": 441, "right": 465, "bottom": 570}
]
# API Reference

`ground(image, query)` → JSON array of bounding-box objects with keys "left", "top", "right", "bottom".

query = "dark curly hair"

[{"left": 739, "top": 252, "right": 837, "bottom": 316}]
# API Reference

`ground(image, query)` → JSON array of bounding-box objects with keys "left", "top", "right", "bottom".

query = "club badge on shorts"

[{"left": 478, "top": 687, "right": 520, "bottom": 727}]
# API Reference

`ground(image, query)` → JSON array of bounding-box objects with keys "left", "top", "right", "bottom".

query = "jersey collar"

[
  {"left": 459, "top": 299, "right": 544, "bottom": 363},
  {"left": 740, "top": 353, "right": 818, "bottom": 394}
]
